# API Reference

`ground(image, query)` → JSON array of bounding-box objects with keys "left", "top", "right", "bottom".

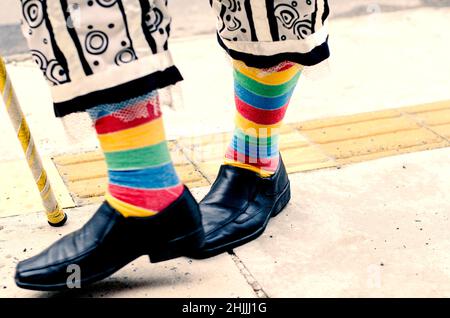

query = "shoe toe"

[
  {"left": 14, "top": 233, "right": 80, "bottom": 288},
  {"left": 15, "top": 257, "right": 51, "bottom": 287}
]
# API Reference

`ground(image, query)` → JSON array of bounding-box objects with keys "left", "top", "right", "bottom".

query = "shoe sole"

[
  {"left": 191, "top": 181, "right": 291, "bottom": 259},
  {"left": 15, "top": 228, "right": 205, "bottom": 291}
]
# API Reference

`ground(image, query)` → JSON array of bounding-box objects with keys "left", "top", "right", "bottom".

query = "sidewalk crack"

[
  {"left": 228, "top": 251, "right": 269, "bottom": 298},
  {"left": 400, "top": 111, "right": 450, "bottom": 144},
  {"left": 173, "top": 139, "right": 213, "bottom": 185}
]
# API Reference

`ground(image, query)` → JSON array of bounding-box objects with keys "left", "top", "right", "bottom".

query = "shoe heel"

[
  {"left": 148, "top": 229, "right": 205, "bottom": 263},
  {"left": 271, "top": 183, "right": 291, "bottom": 218}
]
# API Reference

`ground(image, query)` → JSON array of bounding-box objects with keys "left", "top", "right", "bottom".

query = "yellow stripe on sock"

[
  {"left": 105, "top": 192, "right": 158, "bottom": 218},
  {"left": 235, "top": 112, "right": 282, "bottom": 137},
  {"left": 233, "top": 60, "right": 302, "bottom": 85},
  {"left": 224, "top": 160, "right": 273, "bottom": 178},
  {"left": 98, "top": 118, "right": 166, "bottom": 152}
]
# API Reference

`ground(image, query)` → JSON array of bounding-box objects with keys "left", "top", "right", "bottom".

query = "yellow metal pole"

[{"left": 0, "top": 57, "right": 67, "bottom": 227}]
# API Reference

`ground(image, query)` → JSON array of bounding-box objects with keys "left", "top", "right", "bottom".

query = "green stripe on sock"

[
  {"left": 233, "top": 69, "right": 301, "bottom": 98},
  {"left": 234, "top": 128, "right": 279, "bottom": 147},
  {"left": 105, "top": 141, "right": 171, "bottom": 170}
]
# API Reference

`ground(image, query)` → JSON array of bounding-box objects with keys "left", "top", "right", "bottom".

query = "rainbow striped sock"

[
  {"left": 87, "top": 91, "right": 183, "bottom": 218},
  {"left": 225, "top": 60, "right": 302, "bottom": 177}
]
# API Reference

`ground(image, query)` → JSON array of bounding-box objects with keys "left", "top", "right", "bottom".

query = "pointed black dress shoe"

[
  {"left": 15, "top": 187, "right": 204, "bottom": 291},
  {"left": 190, "top": 155, "right": 291, "bottom": 259}
]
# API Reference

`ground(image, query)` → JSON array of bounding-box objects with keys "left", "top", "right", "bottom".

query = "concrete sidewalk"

[
  {"left": 1, "top": 6, "right": 450, "bottom": 297},
  {"left": 1, "top": 147, "right": 449, "bottom": 297}
]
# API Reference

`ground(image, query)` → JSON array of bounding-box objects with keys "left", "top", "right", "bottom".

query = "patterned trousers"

[{"left": 20, "top": 0, "right": 330, "bottom": 117}]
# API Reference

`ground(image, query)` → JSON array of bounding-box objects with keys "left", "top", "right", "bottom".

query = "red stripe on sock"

[
  {"left": 108, "top": 183, "right": 184, "bottom": 212},
  {"left": 94, "top": 101, "right": 161, "bottom": 134},
  {"left": 235, "top": 95, "right": 288, "bottom": 125},
  {"left": 275, "top": 61, "right": 297, "bottom": 72},
  {"left": 225, "top": 147, "right": 279, "bottom": 171},
  {"left": 260, "top": 61, "right": 297, "bottom": 73}
]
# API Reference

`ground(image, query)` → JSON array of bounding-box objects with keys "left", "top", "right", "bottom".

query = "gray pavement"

[
  {"left": 1, "top": 147, "right": 449, "bottom": 297},
  {"left": 235, "top": 147, "right": 450, "bottom": 297},
  {"left": 0, "top": 201, "right": 256, "bottom": 298}
]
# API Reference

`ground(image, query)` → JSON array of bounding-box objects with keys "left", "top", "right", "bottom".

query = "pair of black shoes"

[{"left": 15, "top": 157, "right": 291, "bottom": 291}]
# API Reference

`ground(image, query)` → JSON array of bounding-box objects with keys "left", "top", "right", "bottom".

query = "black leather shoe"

[
  {"left": 190, "top": 155, "right": 291, "bottom": 259},
  {"left": 15, "top": 186, "right": 204, "bottom": 291}
]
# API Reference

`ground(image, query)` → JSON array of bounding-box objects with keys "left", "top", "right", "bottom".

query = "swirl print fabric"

[
  {"left": 87, "top": 91, "right": 184, "bottom": 217},
  {"left": 20, "top": 0, "right": 329, "bottom": 117},
  {"left": 20, "top": 0, "right": 181, "bottom": 117},
  {"left": 212, "top": 0, "right": 330, "bottom": 68}
]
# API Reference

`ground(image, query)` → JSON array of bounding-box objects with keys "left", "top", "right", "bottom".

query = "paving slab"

[
  {"left": 0, "top": 157, "right": 75, "bottom": 217},
  {"left": 43, "top": 102, "right": 449, "bottom": 210},
  {"left": 167, "top": 7, "right": 450, "bottom": 137},
  {"left": 0, "top": 187, "right": 255, "bottom": 298},
  {"left": 2, "top": 7, "right": 450, "bottom": 162},
  {"left": 233, "top": 147, "right": 450, "bottom": 297}
]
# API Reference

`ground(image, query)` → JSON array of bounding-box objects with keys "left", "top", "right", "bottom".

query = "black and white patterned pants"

[{"left": 20, "top": 0, "right": 330, "bottom": 117}]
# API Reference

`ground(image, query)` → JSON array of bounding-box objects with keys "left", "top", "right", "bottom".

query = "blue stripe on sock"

[
  {"left": 109, "top": 162, "right": 180, "bottom": 189},
  {"left": 234, "top": 82, "right": 294, "bottom": 111},
  {"left": 231, "top": 136, "right": 278, "bottom": 158}
]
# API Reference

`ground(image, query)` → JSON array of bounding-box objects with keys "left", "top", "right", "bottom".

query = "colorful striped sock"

[
  {"left": 87, "top": 91, "right": 183, "bottom": 218},
  {"left": 225, "top": 60, "right": 302, "bottom": 177}
]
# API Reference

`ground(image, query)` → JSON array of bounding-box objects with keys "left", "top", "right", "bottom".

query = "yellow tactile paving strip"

[
  {"left": 52, "top": 101, "right": 450, "bottom": 207},
  {"left": 53, "top": 142, "right": 207, "bottom": 205}
]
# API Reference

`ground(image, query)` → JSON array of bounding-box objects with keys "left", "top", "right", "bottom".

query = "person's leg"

[
  {"left": 225, "top": 60, "right": 302, "bottom": 177},
  {"left": 87, "top": 92, "right": 183, "bottom": 217},
  {"left": 15, "top": 0, "right": 204, "bottom": 290},
  {"left": 192, "top": 0, "right": 330, "bottom": 258}
]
